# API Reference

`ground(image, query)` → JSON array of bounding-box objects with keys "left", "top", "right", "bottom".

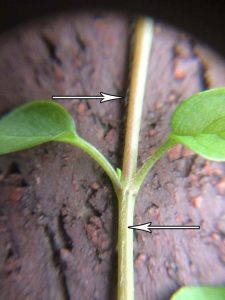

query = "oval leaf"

[
  {"left": 171, "top": 286, "right": 225, "bottom": 300},
  {"left": 171, "top": 88, "right": 225, "bottom": 160},
  {"left": 0, "top": 100, "right": 77, "bottom": 154}
]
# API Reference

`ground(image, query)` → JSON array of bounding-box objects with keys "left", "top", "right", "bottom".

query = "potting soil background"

[{"left": 0, "top": 12, "right": 225, "bottom": 300}]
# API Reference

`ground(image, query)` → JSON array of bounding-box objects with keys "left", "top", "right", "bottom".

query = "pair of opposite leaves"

[
  {"left": 0, "top": 88, "right": 225, "bottom": 300},
  {"left": 0, "top": 88, "right": 225, "bottom": 161}
]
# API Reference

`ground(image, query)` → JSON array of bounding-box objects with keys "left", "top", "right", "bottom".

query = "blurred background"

[{"left": 0, "top": 3, "right": 225, "bottom": 300}]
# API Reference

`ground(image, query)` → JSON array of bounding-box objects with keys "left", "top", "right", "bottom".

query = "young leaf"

[
  {"left": 170, "top": 286, "right": 225, "bottom": 300},
  {"left": 116, "top": 167, "right": 122, "bottom": 180},
  {"left": 170, "top": 88, "right": 225, "bottom": 161},
  {"left": 0, "top": 100, "right": 77, "bottom": 154},
  {"left": 0, "top": 100, "right": 121, "bottom": 192}
]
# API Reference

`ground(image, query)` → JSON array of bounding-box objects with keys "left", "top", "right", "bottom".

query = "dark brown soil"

[{"left": 0, "top": 12, "right": 225, "bottom": 300}]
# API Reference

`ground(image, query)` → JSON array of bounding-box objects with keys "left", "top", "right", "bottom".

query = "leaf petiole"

[
  {"left": 67, "top": 135, "right": 122, "bottom": 195},
  {"left": 133, "top": 137, "right": 177, "bottom": 192}
]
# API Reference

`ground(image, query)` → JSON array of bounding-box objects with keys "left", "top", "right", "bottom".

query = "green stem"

[
  {"left": 133, "top": 137, "right": 177, "bottom": 192},
  {"left": 122, "top": 17, "right": 154, "bottom": 185},
  {"left": 69, "top": 136, "right": 121, "bottom": 195},
  {"left": 118, "top": 16, "right": 154, "bottom": 300},
  {"left": 117, "top": 190, "right": 136, "bottom": 300}
]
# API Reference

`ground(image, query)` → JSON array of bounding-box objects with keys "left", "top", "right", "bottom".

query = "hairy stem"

[
  {"left": 122, "top": 17, "right": 154, "bottom": 185},
  {"left": 117, "top": 190, "right": 136, "bottom": 300},
  {"left": 118, "top": 16, "right": 154, "bottom": 300}
]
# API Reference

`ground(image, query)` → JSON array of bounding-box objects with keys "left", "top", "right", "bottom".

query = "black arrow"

[
  {"left": 128, "top": 222, "right": 200, "bottom": 233},
  {"left": 52, "top": 92, "right": 123, "bottom": 103}
]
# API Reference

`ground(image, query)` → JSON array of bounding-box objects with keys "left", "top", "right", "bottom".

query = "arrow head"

[
  {"left": 100, "top": 92, "right": 123, "bottom": 103},
  {"left": 128, "top": 222, "right": 152, "bottom": 233}
]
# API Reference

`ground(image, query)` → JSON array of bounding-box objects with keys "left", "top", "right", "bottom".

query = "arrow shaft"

[
  {"left": 150, "top": 225, "right": 200, "bottom": 229},
  {"left": 52, "top": 96, "right": 103, "bottom": 99}
]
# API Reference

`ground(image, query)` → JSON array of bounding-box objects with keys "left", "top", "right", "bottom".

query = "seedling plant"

[{"left": 0, "top": 17, "right": 225, "bottom": 300}]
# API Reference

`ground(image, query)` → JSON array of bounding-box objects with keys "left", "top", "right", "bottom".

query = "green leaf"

[
  {"left": 171, "top": 88, "right": 225, "bottom": 160},
  {"left": 0, "top": 100, "right": 121, "bottom": 192},
  {"left": 170, "top": 286, "right": 225, "bottom": 300},
  {"left": 0, "top": 100, "right": 77, "bottom": 154}
]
